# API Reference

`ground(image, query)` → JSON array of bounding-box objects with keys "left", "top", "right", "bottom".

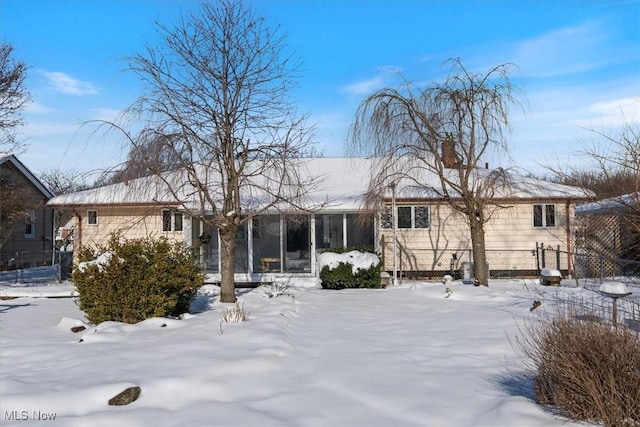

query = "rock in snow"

[{"left": 108, "top": 386, "right": 141, "bottom": 406}]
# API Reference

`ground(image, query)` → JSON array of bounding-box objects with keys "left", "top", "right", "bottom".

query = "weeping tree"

[
  {"left": 101, "top": 0, "right": 317, "bottom": 302},
  {"left": 348, "top": 59, "right": 521, "bottom": 286},
  {"left": 94, "top": 133, "right": 186, "bottom": 186}
]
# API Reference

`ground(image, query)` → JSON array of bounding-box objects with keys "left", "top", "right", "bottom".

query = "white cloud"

[
  {"left": 342, "top": 76, "right": 385, "bottom": 96},
  {"left": 512, "top": 23, "right": 606, "bottom": 78},
  {"left": 341, "top": 65, "right": 401, "bottom": 96},
  {"left": 88, "top": 107, "right": 124, "bottom": 122},
  {"left": 25, "top": 101, "right": 55, "bottom": 114},
  {"left": 40, "top": 70, "right": 100, "bottom": 96},
  {"left": 506, "top": 84, "right": 640, "bottom": 173},
  {"left": 22, "top": 120, "right": 81, "bottom": 137},
  {"left": 472, "top": 20, "right": 635, "bottom": 80},
  {"left": 581, "top": 96, "right": 640, "bottom": 126}
]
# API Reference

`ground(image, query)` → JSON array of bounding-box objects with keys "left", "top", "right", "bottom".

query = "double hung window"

[
  {"left": 533, "top": 204, "right": 556, "bottom": 228},
  {"left": 162, "top": 210, "right": 183, "bottom": 232}
]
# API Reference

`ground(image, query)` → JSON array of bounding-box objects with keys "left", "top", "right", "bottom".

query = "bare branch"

[{"left": 0, "top": 44, "right": 31, "bottom": 153}]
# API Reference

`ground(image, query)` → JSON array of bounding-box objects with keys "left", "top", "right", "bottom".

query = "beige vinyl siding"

[
  {"left": 75, "top": 206, "right": 185, "bottom": 253},
  {"left": 483, "top": 203, "right": 570, "bottom": 250},
  {"left": 379, "top": 202, "right": 573, "bottom": 272}
]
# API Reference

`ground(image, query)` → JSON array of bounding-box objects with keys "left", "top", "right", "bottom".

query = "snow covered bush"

[
  {"left": 517, "top": 307, "right": 640, "bottom": 427},
  {"left": 318, "top": 249, "right": 381, "bottom": 290},
  {"left": 73, "top": 234, "right": 204, "bottom": 324}
]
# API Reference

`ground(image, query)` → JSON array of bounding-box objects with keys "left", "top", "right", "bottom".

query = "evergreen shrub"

[
  {"left": 319, "top": 248, "right": 381, "bottom": 290},
  {"left": 73, "top": 234, "right": 204, "bottom": 324}
]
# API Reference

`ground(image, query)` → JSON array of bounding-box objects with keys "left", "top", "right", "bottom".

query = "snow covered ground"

[{"left": 1, "top": 269, "right": 638, "bottom": 426}]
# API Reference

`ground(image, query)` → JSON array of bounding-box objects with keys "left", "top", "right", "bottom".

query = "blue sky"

[{"left": 1, "top": 0, "right": 639, "bottom": 180}]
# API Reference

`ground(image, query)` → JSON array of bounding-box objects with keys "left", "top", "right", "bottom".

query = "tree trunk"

[
  {"left": 470, "top": 222, "right": 489, "bottom": 286},
  {"left": 218, "top": 228, "right": 237, "bottom": 303}
]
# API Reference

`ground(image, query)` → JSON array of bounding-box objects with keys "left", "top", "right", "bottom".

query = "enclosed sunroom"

[{"left": 189, "top": 211, "right": 375, "bottom": 280}]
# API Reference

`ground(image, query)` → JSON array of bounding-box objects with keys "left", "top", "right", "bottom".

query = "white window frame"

[
  {"left": 87, "top": 210, "right": 98, "bottom": 226},
  {"left": 162, "top": 210, "right": 183, "bottom": 232},
  {"left": 25, "top": 210, "right": 36, "bottom": 238},
  {"left": 533, "top": 204, "right": 556, "bottom": 228}
]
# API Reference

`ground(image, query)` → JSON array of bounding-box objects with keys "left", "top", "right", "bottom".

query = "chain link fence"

[
  {"left": 384, "top": 242, "right": 640, "bottom": 283},
  {"left": 387, "top": 247, "right": 540, "bottom": 280}
]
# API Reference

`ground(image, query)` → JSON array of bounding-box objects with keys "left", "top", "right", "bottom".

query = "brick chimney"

[{"left": 441, "top": 135, "right": 457, "bottom": 168}]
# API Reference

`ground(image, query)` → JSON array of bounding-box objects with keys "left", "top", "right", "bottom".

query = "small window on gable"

[
  {"left": 25, "top": 210, "right": 35, "bottom": 238},
  {"left": 162, "top": 210, "right": 172, "bottom": 232},
  {"left": 87, "top": 210, "right": 98, "bottom": 226},
  {"left": 533, "top": 204, "right": 556, "bottom": 228}
]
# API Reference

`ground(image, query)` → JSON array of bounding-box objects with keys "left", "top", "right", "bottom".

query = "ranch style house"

[{"left": 47, "top": 157, "right": 590, "bottom": 282}]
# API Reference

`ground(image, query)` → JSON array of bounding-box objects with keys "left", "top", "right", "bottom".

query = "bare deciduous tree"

[
  {"left": 0, "top": 175, "right": 28, "bottom": 252},
  {"left": 0, "top": 45, "right": 30, "bottom": 255},
  {"left": 554, "top": 114, "right": 639, "bottom": 263},
  {"left": 0, "top": 44, "right": 30, "bottom": 153},
  {"left": 97, "top": 0, "right": 317, "bottom": 302},
  {"left": 348, "top": 59, "right": 521, "bottom": 286},
  {"left": 39, "top": 167, "right": 90, "bottom": 195}
]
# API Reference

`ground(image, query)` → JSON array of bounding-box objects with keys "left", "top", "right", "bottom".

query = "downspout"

[
  {"left": 73, "top": 209, "right": 82, "bottom": 256},
  {"left": 565, "top": 200, "right": 572, "bottom": 278},
  {"left": 51, "top": 208, "right": 56, "bottom": 266},
  {"left": 391, "top": 183, "right": 398, "bottom": 286},
  {"left": 41, "top": 201, "right": 47, "bottom": 266}
]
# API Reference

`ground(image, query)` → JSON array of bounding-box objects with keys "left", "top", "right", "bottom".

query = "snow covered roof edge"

[
  {"left": 576, "top": 192, "right": 639, "bottom": 215},
  {"left": 47, "top": 157, "right": 590, "bottom": 209}
]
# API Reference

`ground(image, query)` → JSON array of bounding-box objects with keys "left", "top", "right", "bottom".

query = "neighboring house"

[
  {"left": 47, "top": 157, "right": 589, "bottom": 281},
  {"left": 575, "top": 192, "right": 640, "bottom": 277},
  {"left": 0, "top": 154, "right": 55, "bottom": 269}
]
